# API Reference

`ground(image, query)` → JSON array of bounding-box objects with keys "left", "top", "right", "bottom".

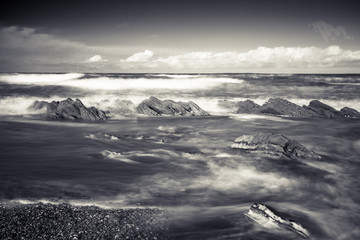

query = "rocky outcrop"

[
  {"left": 231, "top": 132, "right": 320, "bottom": 159},
  {"left": 137, "top": 96, "right": 210, "bottom": 117},
  {"left": 236, "top": 100, "right": 261, "bottom": 113},
  {"left": 257, "top": 98, "right": 320, "bottom": 117},
  {"left": 232, "top": 98, "right": 360, "bottom": 119},
  {"left": 31, "top": 98, "right": 107, "bottom": 121},
  {"left": 304, "top": 100, "right": 342, "bottom": 118},
  {"left": 340, "top": 107, "right": 360, "bottom": 118},
  {"left": 245, "top": 203, "right": 310, "bottom": 238}
]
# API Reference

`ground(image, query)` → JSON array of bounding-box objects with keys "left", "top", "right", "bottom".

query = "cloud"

[
  {"left": 0, "top": 25, "right": 129, "bottom": 71},
  {"left": 146, "top": 46, "right": 360, "bottom": 70},
  {"left": 310, "top": 21, "right": 354, "bottom": 42},
  {"left": 85, "top": 55, "right": 107, "bottom": 63},
  {"left": 122, "top": 50, "right": 154, "bottom": 62}
]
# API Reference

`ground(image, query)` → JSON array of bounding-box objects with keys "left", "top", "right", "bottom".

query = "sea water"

[{"left": 0, "top": 73, "right": 359, "bottom": 239}]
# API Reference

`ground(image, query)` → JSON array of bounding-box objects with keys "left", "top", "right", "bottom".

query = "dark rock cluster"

[
  {"left": 231, "top": 132, "right": 320, "bottom": 159},
  {"left": 31, "top": 98, "right": 107, "bottom": 121},
  {"left": 227, "top": 98, "right": 360, "bottom": 118},
  {"left": 137, "top": 96, "right": 210, "bottom": 117},
  {"left": 30, "top": 96, "right": 210, "bottom": 121},
  {"left": 0, "top": 203, "right": 169, "bottom": 240}
]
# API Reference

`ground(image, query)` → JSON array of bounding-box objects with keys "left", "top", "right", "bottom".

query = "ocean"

[{"left": 0, "top": 73, "right": 360, "bottom": 239}]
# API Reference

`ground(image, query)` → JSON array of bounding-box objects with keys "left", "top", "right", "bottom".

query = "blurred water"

[
  {"left": 1, "top": 72, "right": 360, "bottom": 239},
  {"left": 1, "top": 115, "right": 359, "bottom": 239}
]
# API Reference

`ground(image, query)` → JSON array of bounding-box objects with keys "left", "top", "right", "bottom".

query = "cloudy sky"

[{"left": 1, "top": 0, "right": 359, "bottom": 73}]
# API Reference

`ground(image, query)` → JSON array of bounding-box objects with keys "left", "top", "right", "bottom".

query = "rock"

[
  {"left": 231, "top": 132, "right": 320, "bottom": 159},
  {"left": 30, "top": 98, "right": 107, "bottom": 121},
  {"left": 257, "top": 98, "right": 320, "bottom": 117},
  {"left": 245, "top": 203, "right": 310, "bottom": 238},
  {"left": 137, "top": 96, "right": 210, "bottom": 116},
  {"left": 305, "top": 100, "right": 342, "bottom": 118},
  {"left": 339, "top": 107, "right": 360, "bottom": 118},
  {"left": 236, "top": 100, "right": 261, "bottom": 114},
  {"left": 231, "top": 98, "right": 360, "bottom": 119}
]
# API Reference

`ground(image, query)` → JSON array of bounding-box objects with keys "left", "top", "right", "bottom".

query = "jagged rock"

[
  {"left": 339, "top": 107, "right": 360, "bottom": 118},
  {"left": 231, "top": 98, "right": 360, "bottom": 119},
  {"left": 257, "top": 98, "right": 320, "bottom": 117},
  {"left": 236, "top": 100, "right": 261, "bottom": 113},
  {"left": 137, "top": 96, "right": 210, "bottom": 117},
  {"left": 30, "top": 98, "right": 107, "bottom": 121},
  {"left": 231, "top": 132, "right": 320, "bottom": 159},
  {"left": 304, "top": 100, "right": 343, "bottom": 118},
  {"left": 245, "top": 203, "right": 310, "bottom": 238}
]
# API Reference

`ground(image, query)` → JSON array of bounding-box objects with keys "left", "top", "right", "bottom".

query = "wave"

[
  {"left": 0, "top": 73, "right": 84, "bottom": 84},
  {"left": 0, "top": 73, "right": 243, "bottom": 91}
]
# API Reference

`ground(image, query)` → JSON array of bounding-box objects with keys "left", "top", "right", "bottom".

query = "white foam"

[
  {"left": 0, "top": 73, "right": 84, "bottom": 84},
  {"left": 101, "top": 150, "right": 138, "bottom": 164},
  {"left": 0, "top": 73, "right": 242, "bottom": 91}
]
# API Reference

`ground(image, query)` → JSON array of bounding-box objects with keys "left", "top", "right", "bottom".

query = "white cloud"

[
  {"left": 122, "top": 50, "right": 154, "bottom": 62},
  {"left": 85, "top": 55, "right": 107, "bottom": 63},
  {"left": 146, "top": 46, "right": 360, "bottom": 70},
  {"left": 310, "top": 21, "right": 354, "bottom": 42}
]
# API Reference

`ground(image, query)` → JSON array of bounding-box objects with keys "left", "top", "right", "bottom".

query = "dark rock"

[
  {"left": 245, "top": 203, "right": 310, "bottom": 238},
  {"left": 231, "top": 98, "right": 360, "bottom": 119},
  {"left": 305, "top": 100, "right": 342, "bottom": 118},
  {"left": 257, "top": 98, "right": 320, "bottom": 117},
  {"left": 339, "top": 107, "right": 360, "bottom": 118},
  {"left": 137, "top": 96, "right": 210, "bottom": 116},
  {"left": 30, "top": 98, "right": 107, "bottom": 121},
  {"left": 231, "top": 132, "right": 320, "bottom": 159},
  {"left": 236, "top": 100, "right": 261, "bottom": 113}
]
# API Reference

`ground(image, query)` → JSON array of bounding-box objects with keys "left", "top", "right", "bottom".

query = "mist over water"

[{"left": 1, "top": 73, "right": 360, "bottom": 239}]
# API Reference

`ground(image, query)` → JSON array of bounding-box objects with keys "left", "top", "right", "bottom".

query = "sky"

[{"left": 0, "top": 0, "right": 359, "bottom": 73}]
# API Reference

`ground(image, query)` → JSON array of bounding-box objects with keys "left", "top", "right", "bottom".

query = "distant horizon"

[{"left": 1, "top": 71, "right": 360, "bottom": 75}]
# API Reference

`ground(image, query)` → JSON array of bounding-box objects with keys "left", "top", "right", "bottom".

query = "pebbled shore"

[{"left": 0, "top": 203, "right": 169, "bottom": 240}]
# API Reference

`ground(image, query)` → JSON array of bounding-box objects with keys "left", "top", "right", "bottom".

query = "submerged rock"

[
  {"left": 231, "top": 132, "right": 320, "bottom": 159},
  {"left": 245, "top": 203, "right": 310, "bottom": 238},
  {"left": 31, "top": 98, "right": 107, "bottom": 121},
  {"left": 137, "top": 96, "right": 210, "bottom": 117}
]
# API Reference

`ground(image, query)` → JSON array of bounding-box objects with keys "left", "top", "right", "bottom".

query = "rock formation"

[
  {"left": 236, "top": 100, "right": 261, "bottom": 113},
  {"left": 137, "top": 96, "right": 210, "bottom": 117},
  {"left": 232, "top": 98, "right": 360, "bottom": 119},
  {"left": 31, "top": 98, "right": 107, "bottom": 121},
  {"left": 257, "top": 98, "right": 320, "bottom": 117},
  {"left": 231, "top": 132, "right": 320, "bottom": 159},
  {"left": 245, "top": 203, "right": 310, "bottom": 238},
  {"left": 340, "top": 107, "right": 360, "bottom": 118},
  {"left": 304, "top": 100, "right": 342, "bottom": 118}
]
